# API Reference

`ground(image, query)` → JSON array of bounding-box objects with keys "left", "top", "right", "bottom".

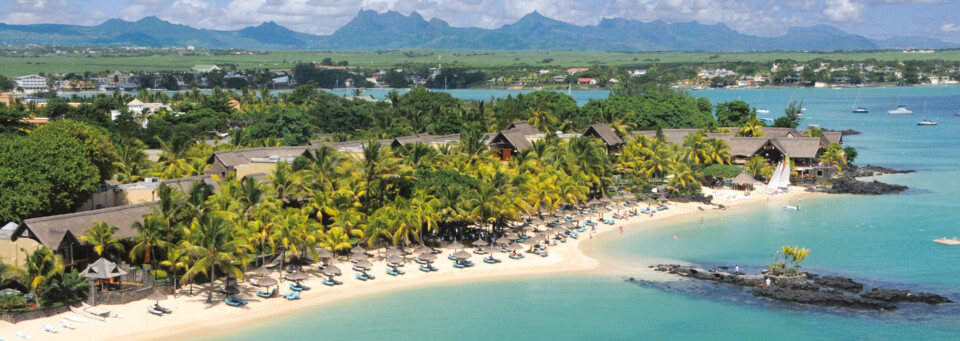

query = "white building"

[{"left": 12, "top": 75, "right": 47, "bottom": 92}]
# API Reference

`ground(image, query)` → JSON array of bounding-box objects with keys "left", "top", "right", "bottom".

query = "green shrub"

[{"left": 0, "top": 294, "right": 27, "bottom": 311}]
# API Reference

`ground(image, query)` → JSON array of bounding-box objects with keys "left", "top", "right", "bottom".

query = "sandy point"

[{"left": 0, "top": 186, "right": 820, "bottom": 341}]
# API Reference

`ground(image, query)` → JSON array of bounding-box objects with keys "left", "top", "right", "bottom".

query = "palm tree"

[
  {"left": 79, "top": 221, "right": 125, "bottom": 260},
  {"left": 409, "top": 189, "right": 441, "bottom": 245},
  {"left": 181, "top": 212, "right": 248, "bottom": 303},
  {"left": 22, "top": 247, "right": 63, "bottom": 307},
  {"left": 820, "top": 143, "right": 847, "bottom": 172},
  {"left": 704, "top": 138, "right": 732, "bottom": 165},
  {"left": 129, "top": 215, "right": 169, "bottom": 268},
  {"left": 159, "top": 247, "right": 190, "bottom": 295},
  {"left": 113, "top": 137, "right": 149, "bottom": 184},
  {"left": 745, "top": 156, "right": 767, "bottom": 179},
  {"left": 151, "top": 183, "right": 186, "bottom": 231},
  {"left": 737, "top": 116, "right": 765, "bottom": 137},
  {"left": 270, "top": 162, "right": 299, "bottom": 207},
  {"left": 526, "top": 95, "right": 558, "bottom": 133}
]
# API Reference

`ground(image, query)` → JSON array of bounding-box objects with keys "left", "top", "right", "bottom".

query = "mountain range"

[{"left": 0, "top": 10, "right": 954, "bottom": 51}]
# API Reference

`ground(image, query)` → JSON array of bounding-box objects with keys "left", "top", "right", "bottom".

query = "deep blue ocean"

[{"left": 212, "top": 86, "right": 960, "bottom": 340}]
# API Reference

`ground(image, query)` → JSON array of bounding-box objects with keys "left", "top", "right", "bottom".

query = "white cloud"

[
  {"left": 941, "top": 23, "right": 960, "bottom": 32},
  {"left": 0, "top": 0, "right": 109, "bottom": 26},
  {"left": 822, "top": 0, "right": 864, "bottom": 23}
]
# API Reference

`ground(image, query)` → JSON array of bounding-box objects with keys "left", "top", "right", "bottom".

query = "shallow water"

[{"left": 211, "top": 86, "right": 960, "bottom": 340}]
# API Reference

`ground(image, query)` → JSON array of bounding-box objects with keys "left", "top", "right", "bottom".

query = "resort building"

[
  {"left": 76, "top": 175, "right": 221, "bottom": 212},
  {"left": 390, "top": 134, "right": 462, "bottom": 149},
  {"left": 582, "top": 124, "right": 623, "bottom": 154},
  {"left": 629, "top": 128, "right": 842, "bottom": 183},
  {"left": 106, "top": 71, "right": 131, "bottom": 85},
  {"left": 0, "top": 222, "right": 42, "bottom": 268},
  {"left": 11, "top": 203, "right": 152, "bottom": 267},
  {"left": 12, "top": 75, "right": 48, "bottom": 92},
  {"left": 207, "top": 146, "right": 310, "bottom": 179},
  {"left": 126, "top": 98, "right": 172, "bottom": 114},
  {"left": 489, "top": 129, "right": 533, "bottom": 161}
]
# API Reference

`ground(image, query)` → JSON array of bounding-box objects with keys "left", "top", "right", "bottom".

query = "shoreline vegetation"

[
  {"left": 0, "top": 72, "right": 903, "bottom": 339},
  {"left": 3, "top": 186, "right": 814, "bottom": 341}
]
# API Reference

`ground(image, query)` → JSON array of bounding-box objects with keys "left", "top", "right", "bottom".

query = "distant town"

[{"left": 1, "top": 46, "right": 959, "bottom": 97}]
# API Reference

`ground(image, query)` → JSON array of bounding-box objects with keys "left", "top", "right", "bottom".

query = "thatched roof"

[
  {"left": 391, "top": 134, "right": 462, "bottom": 148},
  {"left": 582, "top": 124, "right": 623, "bottom": 146},
  {"left": 506, "top": 121, "right": 541, "bottom": 136},
  {"left": 769, "top": 138, "right": 822, "bottom": 159},
  {"left": 761, "top": 128, "right": 802, "bottom": 138},
  {"left": 628, "top": 129, "right": 701, "bottom": 144},
  {"left": 161, "top": 174, "right": 220, "bottom": 194},
  {"left": 207, "top": 146, "right": 308, "bottom": 169},
  {"left": 14, "top": 202, "right": 152, "bottom": 248},
  {"left": 242, "top": 172, "right": 272, "bottom": 184},
  {"left": 491, "top": 130, "right": 532, "bottom": 151},
  {"left": 309, "top": 139, "right": 393, "bottom": 154},
  {"left": 723, "top": 137, "right": 770, "bottom": 157},
  {"left": 822, "top": 131, "right": 843, "bottom": 145},
  {"left": 732, "top": 172, "right": 760, "bottom": 185}
]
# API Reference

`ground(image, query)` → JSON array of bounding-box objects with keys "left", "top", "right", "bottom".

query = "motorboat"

[
  {"left": 757, "top": 108, "right": 770, "bottom": 114},
  {"left": 783, "top": 205, "right": 800, "bottom": 211},
  {"left": 888, "top": 105, "right": 913, "bottom": 115},
  {"left": 917, "top": 119, "right": 938, "bottom": 126},
  {"left": 852, "top": 107, "right": 869, "bottom": 113}
]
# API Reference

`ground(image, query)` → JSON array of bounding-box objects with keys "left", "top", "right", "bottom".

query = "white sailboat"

[
  {"left": 852, "top": 88, "right": 868, "bottom": 113},
  {"left": 765, "top": 161, "right": 784, "bottom": 194},
  {"left": 778, "top": 156, "right": 791, "bottom": 191},
  {"left": 917, "top": 102, "right": 938, "bottom": 126}
]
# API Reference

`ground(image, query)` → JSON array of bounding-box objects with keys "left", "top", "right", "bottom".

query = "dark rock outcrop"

[
  {"left": 815, "top": 276, "right": 864, "bottom": 293},
  {"left": 819, "top": 177, "right": 908, "bottom": 195},
  {"left": 861, "top": 289, "right": 953, "bottom": 304},
  {"left": 849, "top": 165, "right": 916, "bottom": 178},
  {"left": 651, "top": 264, "right": 952, "bottom": 311},
  {"left": 753, "top": 286, "right": 896, "bottom": 310}
]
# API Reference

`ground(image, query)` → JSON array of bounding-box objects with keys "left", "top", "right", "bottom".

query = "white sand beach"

[{"left": 0, "top": 186, "right": 815, "bottom": 341}]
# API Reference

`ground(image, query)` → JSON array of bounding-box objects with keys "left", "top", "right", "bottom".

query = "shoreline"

[{"left": 0, "top": 186, "right": 819, "bottom": 341}]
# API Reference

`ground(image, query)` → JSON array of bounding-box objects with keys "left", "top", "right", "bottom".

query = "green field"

[{"left": 2, "top": 49, "right": 960, "bottom": 77}]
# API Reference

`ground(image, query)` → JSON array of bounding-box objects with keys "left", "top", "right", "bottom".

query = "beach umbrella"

[
  {"left": 323, "top": 265, "right": 342, "bottom": 276},
  {"left": 316, "top": 249, "right": 333, "bottom": 259},
  {"left": 286, "top": 272, "right": 308, "bottom": 281},
  {"left": 414, "top": 245, "right": 432, "bottom": 254},
  {"left": 147, "top": 290, "right": 167, "bottom": 306},
  {"left": 417, "top": 253, "right": 437, "bottom": 262},
  {"left": 350, "top": 253, "right": 369, "bottom": 262},
  {"left": 504, "top": 233, "right": 519, "bottom": 240},
  {"left": 250, "top": 266, "right": 271, "bottom": 278},
  {"left": 356, "top": 260, "right": 373, "bottom": 270},
  {"left": 385, "top": 249, "right": 402, "bottom": 257},
  {"left": 351, "top": 246, "right": 367, "bottom": 254},
  {"left": 453, "top": 250, "right": 472, "bottom": 259},
  {"left": 515, "top": 238, "right": 529, "bottom": 244},
  {"left": 255, "top": 277, "right": 278, "bottom": 287},
  {"left": 387, "top": 255, "right": 404, "bottom": 266},
  {"left": 447, "top": 241, "right": 464, "bottom": 250},
  {"left": 471, "top": 239, "right": 489, "bottom": 247},
  {"left": 507, "top": 243, "right": 524, "bottom": 251},
  {"left": 495, "top": 238, "right": 512, "bottom": 245}
]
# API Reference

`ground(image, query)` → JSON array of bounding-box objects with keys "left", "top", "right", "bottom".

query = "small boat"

[
  {"left": 888, "top": 105, "right": 914, "bottom": 115},
  {"left": 933, "top": 237, "right": 960, "bottom": 245},
  {"left": 851, "top": 89, "right": 867, "bottom": 113},
  {"left": 783, "top": 205, "right": 800, "bottom": 211},
  {"left": 954, "top": 112, "right": 960, "bottom": 116},
  {"left": 757, "top": 108, "right": 770, "bottom": 114},
  {"left": 917, "top": 119, "right": 938, "bottom": 126}
]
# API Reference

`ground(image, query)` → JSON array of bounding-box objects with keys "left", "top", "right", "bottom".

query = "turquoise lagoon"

[{"left": 213, "top": 86, "right": 960, "bottom": 340}]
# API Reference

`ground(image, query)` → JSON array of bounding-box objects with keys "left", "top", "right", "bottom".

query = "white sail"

[
  {"left": 767, "top": 161, "right": 783, "bottom": 190},
  {"left": 778, "top": 157, "right": 791, "bottom": 190}
]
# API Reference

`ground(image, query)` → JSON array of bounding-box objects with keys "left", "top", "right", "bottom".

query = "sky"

[{"left": 1, "top": 0, "right": 959, "bottom": 42}]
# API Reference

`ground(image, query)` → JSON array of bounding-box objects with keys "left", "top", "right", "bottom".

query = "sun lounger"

[
  {"left": 155, "top": 304, "right": 171, "bottom": 314},
  {"left": 43, "top": 324, "right": 58, "bottom": 333},
  {"left": 224, "top": 297, "right": 246, "bottom": 307},
  {"left": 387, "top": 268, "right": 401, "bottom": 276},
  {"left": 16, "top": 331, "right": 30, "bottom": 339},
  {"left": 147, "top": 306, "right": 164, "bottom": 316},
  {"left": 322, "top": 277, "right": 337, "bottom": 286},
  {"left": 448, "top": 254, "right": 458, "bottom": 261},
  {"left": 60, "top": 320, "right": 76, "bottom": 330},
  {"left": 289, "top": 284, "right": 303, "bottom": 292},
  {"left": 363, "top": 271, "right": 376, "bottom": 280},
  {"left": 658, "top": 206, "right": 668, "bottom": 211},
  {"left": 284, "top": 292, "right": 300, "bottom": 300},
  {"left": 419, "top": 265, "right": 432, "bottom": 272},
  {"left": 355, "top": 273, "right": 368, "bottom": 281},
  {"left": 453, "top": 261, "right": 465, "bottom": 268},
  {"left": 257, "top": 290, "right": 275, "bottom": 298},
  {"left": 430, "top": 248, "right": 442, "bottom": 254}
]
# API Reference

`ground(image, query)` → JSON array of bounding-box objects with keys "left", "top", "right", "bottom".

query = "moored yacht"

[{"left": 887, "top": 105, "right": 913, "bottom": 115}]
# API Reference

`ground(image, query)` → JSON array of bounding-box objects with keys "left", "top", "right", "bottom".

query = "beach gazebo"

[
  {"left": 733, "top": 172, "right": 760, "bottom": 191},
  {"left": 80, "top": 258, "right": 128, "bottom": 305}
]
